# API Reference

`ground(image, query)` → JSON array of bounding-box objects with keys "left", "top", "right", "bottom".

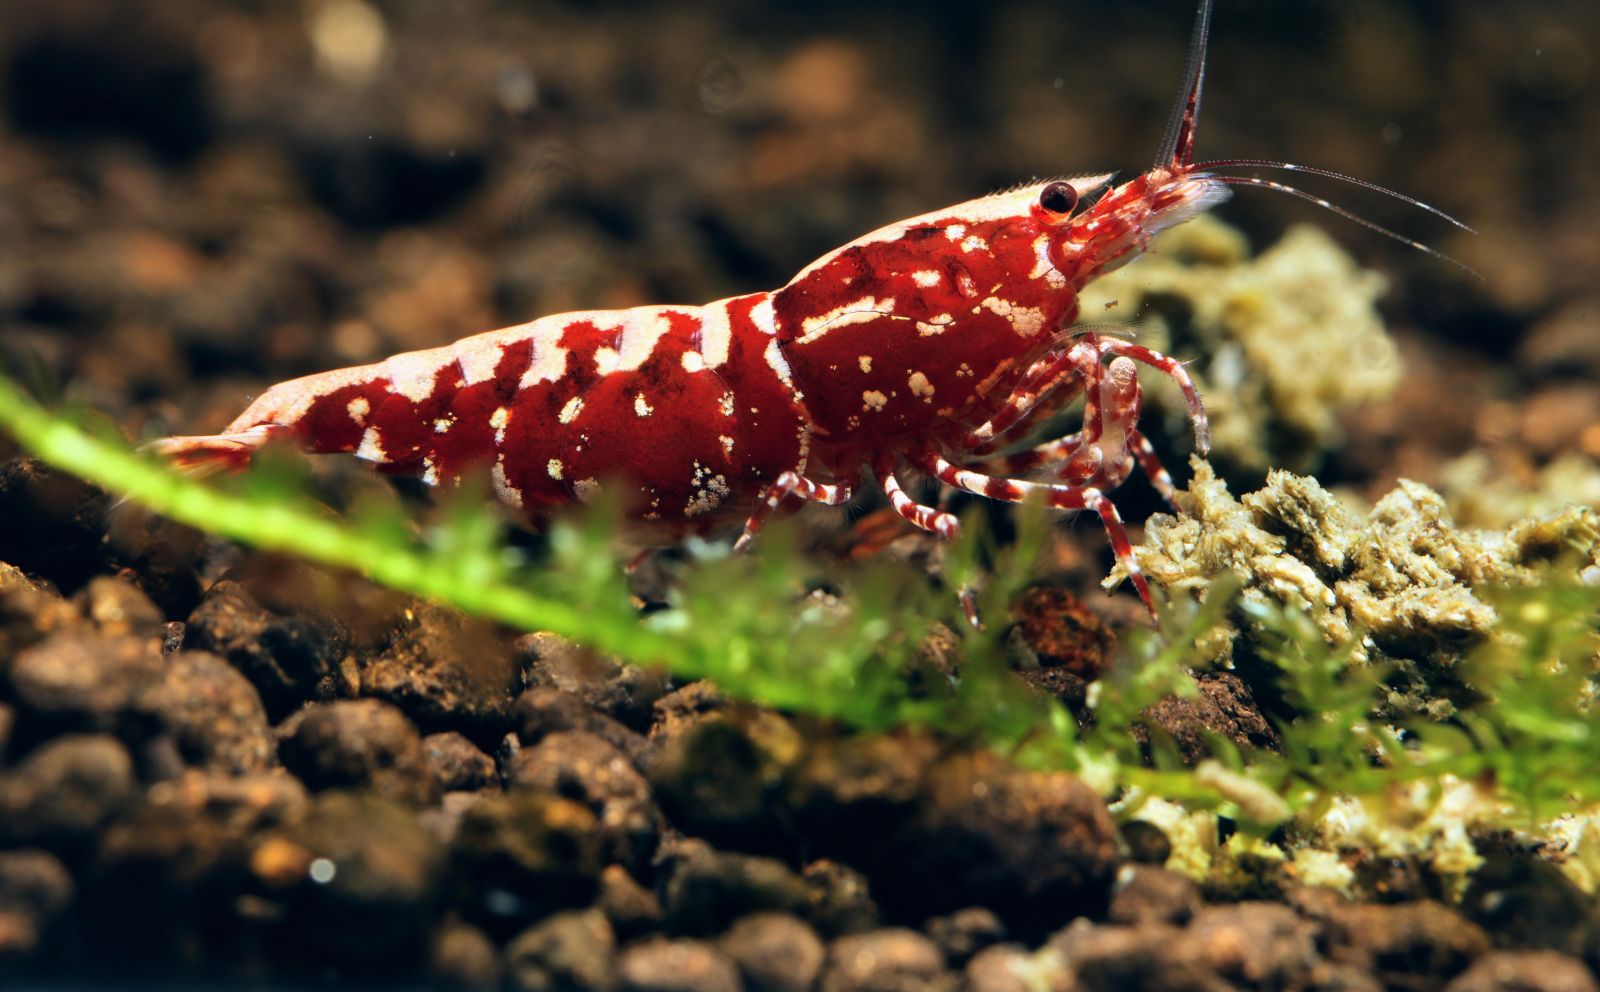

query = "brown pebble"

[
  {"left": 718, "top": 912, "right": 825, "bottom": 992},
  {"left": 429, "top": 921, "right": 503, "bottom": 990},
  {"left": 278, "top": 699, "right": 440, "bottom": 806},
  {"left": 423, "top": 731, "right": 497, "bottom": 792},
  {"left": 505, "top": 908, "right": 617, "bottom": 992},
  {"left": 599, "top": 864, "right": 665, "bottom": 941},
  {"left": 965, "top": 944, "right": 1074, "bottom": 992},
  {"left": 659, "top": 836, "right": 809, "bottom": 937},
  {"left": 0, "top": 734, "right": 136, "bottom": 853},
  {"left": 1012, "top": 587, "right": 1113, "bottom": 678},
  {"left": 506, "top": 731, "right": 661, "bottom": 871},
  {"left": 1119, "top": 820, "right": 1173, "bottom": 866},
  {"left": 1444, "top": 950, "right": 1599, "bottom": 992},
  {"left": 924, "top": 907, "right": 1006, "bottom": 967},
  {"left": 1107, "top": 865, "right": 1201, "bottom": 927},
  {"left": 821, "top": 928, "right": 953, "bottom": 992},
  {"left": 617, "top": 937, "right": 742, "bottom": 992}
]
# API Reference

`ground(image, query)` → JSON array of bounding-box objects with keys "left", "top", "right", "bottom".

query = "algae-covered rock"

[
  {"left": 1080, "top": 215, "right": 1399, "bottom": 472},
  {"left": 1118, "top": 459, "right": 1600, "bottom": 719}
]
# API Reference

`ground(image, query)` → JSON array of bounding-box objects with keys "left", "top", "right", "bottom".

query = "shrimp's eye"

[{"left": 1039, "top": 181, "right": 1078, "bottom": 214}]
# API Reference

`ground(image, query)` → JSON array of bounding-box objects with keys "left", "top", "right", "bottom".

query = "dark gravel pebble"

[
  {"left": 0, "top": 849, "right": 73, "bottom": 963},
  {"left": 428, "top": 921, "right": 503, "bottom": 991},
  {"left": 448, "top": 792, "right": 602, "bottom": 937},
  {"left": 820, "top": 928, "right": 953, "bottom": 992},
  {"left": 154, "top": 650, "right": 273, "bottom": 775},
  {"left": 517, "top": 687, "right": 651, "bottom": 767},
  {"left": 506, "top": 731, "right": 661, "bottom": 872},
  {"left": 964, "top": 944, "right": 1075, "bottom": 992},
  {"left": 924, "top": 907, "right": 1006, "bottom": 967},
  {"left": 658, "top": 837, "right": 809, "bottom": 938},
  {"left": 649, "top": 682, "right": 728, "bottom": 740},
  {"left": 1174, "top": 902, "right": 1319, "bottom": 990},
  {"left": 718, "top": 912, "right": 825, "bottom": 992},
  {"left": 0, "top": 734, "right": 135, "bottom": 854},
  {"left": 1321, "top": 900, "right": 1492, "bottom": 989},
  {"left": 357, "top": 602, "right": 518, "bottom": 736},
  {"left": 1107, "top": 865, "right": 1202, "bottom": 927},
  {"left": 185, "top": 577, "right": 348, "bottom": 719},
  {"left": 424, "top": 731, "right": 498, "bottom": 793},
  {"left": 279, "top": 790, "right": 446, "bottom": 972},
  {"left": 650, "top": 714, "right": 804, "bottom": 855},
  {"left": 802, "top": 860, "right": 881, "bottom": 938},
  {"left": 85, "top": 770, "right": 309, "bottom": 967},
  {"left": 617, "top": 937, "right": 743, "bottom": 992},
  {"left": 518, "top": 632, "right": 670, "bottom": 732},
  {"left": 505, "top": 908, "right": 618, "bottom": 992},
  {"left": 73, "top": 576, "right": 166, "bottom": 639},
  {"left": 877, "top": 749, "right": 1120, "bottom": 933},
  {"left": 598, "top": 865, "right": 666, "bottom": 941},
  {"left": 1138, "top": 671, "right": 1281, "bottom": 764},
  {"left": 0, "top": 459, "right": 113, "bottom": 593},
  {"left": 1120, "top": 819, "right": 1174, "bottom": 866},
  {"left": 1049, "top": 921, "right": 1203, "bottom": 992},
  {"left": 278, "top": 699, "right": 440, "bottom": 806},
  {"left": 789, "top": 732, "right": 936, "bottom": 858},
  {"left": 1443, "top": 951, "right": 1599, "bottom": 992}
]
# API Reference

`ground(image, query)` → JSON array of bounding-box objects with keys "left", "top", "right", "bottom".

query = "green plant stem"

[{"left": 0, "top": 375, "right": 686, "bottom": 668}]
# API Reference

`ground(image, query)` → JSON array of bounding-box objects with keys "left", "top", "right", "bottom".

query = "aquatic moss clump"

[
  {"left": 1117, "top": 459, "right": 1600, "bottom": 720},
  {"left": 1079, "top": 215, "right": 1399, "bottom": 472}
]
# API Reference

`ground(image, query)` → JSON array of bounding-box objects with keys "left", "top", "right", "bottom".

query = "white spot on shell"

[
  {"left": 797, "top": 296, "right": 894, "bottom": 345},
  {"left": 857, "top": 355, "right": 873, "bottom": 373},
  {"left": 593, "top": 346, "right": 620, "bottom": 377},
  {"left": 355, "top": 427, "right": 386, "bottom": 463},
  {"left": 519, "top": 335, "right": 570, "bottom": 390},
  {"left": 749, "top": 295, "right": 778, "bottom": 337},
  {"left": 980, "top": 296, "right": 1046, "bottom": 337},
  {"left": 700, "top": 303, "right": 733, "bottom": 367},
  {"left": 433, "top": 417, "right": 453, "bottom": 434},
  {"left": 862, "top": 390, "right": 888, "bottom": 412},
  {"left": 492, "top": 457, "right": 523, "bottom": 509},
  {"left": 617, "top": 309, "right": 677, "bottom": 372},
  {"left": 383, "top": 350, "right": 449, "bottom": 403},
  {"left": 911, "top": 269, "right": 940, "bottom": 287},
  {"left": 944, "top": 224, "right": 966, "bottom": 240},
  {"left": 908, "top": 371, "right": 934, "bottom": 401},
  {"left": 719, "top": 392, "right": 736, "bottom": 417},
  {"left": 1030, "top": 234, "right": 1067, "bottom": 288},
  {"left": 960, "top": 234, "right": 989, "bottom": 253},
  {"left": 916, "top": 314, "right": 955, "bottom": 337},
  {"left": 765, "top": 338, "right": 794, "bottom": 386},
  {"left": 346, "top": 397, "right": 370, "bottom": 424},
  {"left": 719, "top": 434, "right": 735, "bottom": 457},
  {"left": 420, "top": 458, "right": 439, "bottom": 487},
  {"left": 681, "top": 350, "right": 706, "bottom": 373},
  {"left": 455, "top": 342, "right": 503, "bottom": 385},
  {"left": 547, "top": 458, "right": 564, "bottom": 480},
  {"left": 558, "top": 396, "right": 583, "bottom": 425},
  {"left": 634, "top": 393, "right": 654, "bottom": 417}
]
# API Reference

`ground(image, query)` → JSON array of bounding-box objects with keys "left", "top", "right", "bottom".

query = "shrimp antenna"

[
  {"left": 1155, "top": 0, "right": 1215, "bottom": 168},
  {"left": 1210, "top": 175, "right": 1481, "bottom": 278},
  {"left": 1196, "top": 158, "right": 1475, "bottom": 233}
]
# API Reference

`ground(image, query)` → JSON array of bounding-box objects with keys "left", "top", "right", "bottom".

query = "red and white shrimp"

[{"left": 153, "top": 0, "right": 1461, "bottom": 619}]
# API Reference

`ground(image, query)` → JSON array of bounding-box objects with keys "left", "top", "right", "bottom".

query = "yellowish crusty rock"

[
  {"left": 1080, "top": 215, "right": 1399, "bottom": 472},
  {"left": 1114, "top": 458, "right": 1600, "bottom": 717}
]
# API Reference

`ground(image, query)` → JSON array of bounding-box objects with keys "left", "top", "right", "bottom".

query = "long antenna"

[
  {"left": 1154, "top": 0, "right": 1215, "bottom": 168},
  {"left": 1196, "top": 158, "right": 1476, "bottom": 232},
  {"left": 1210, "top": 175, "right": 1480, "bottom": 278}
]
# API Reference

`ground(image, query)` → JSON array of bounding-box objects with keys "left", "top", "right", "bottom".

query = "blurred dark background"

[{"left": 1, "top": 0, "right": 1596, "bottom": 494}]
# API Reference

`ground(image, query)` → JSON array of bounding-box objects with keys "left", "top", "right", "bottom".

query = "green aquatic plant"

[{"left": 3, "top": 370, "right": 1600, "bottom": 893}]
